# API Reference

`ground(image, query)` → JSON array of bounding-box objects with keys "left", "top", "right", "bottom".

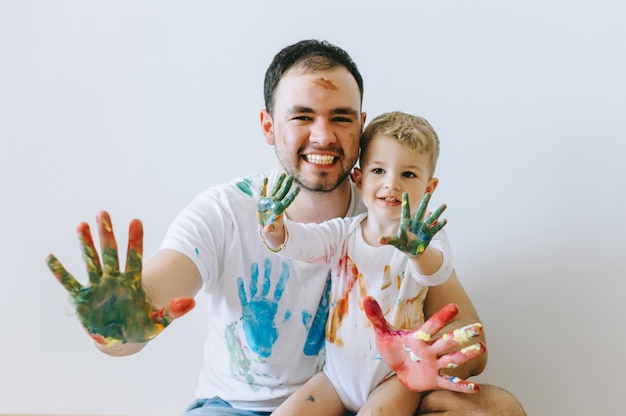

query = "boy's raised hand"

[
  {"left": 256, "top": 173, "right": 300, "bottom": 232},
  {"left": 46, "top": 211, "right": 195, "bottom": 347},
  {"left": 380, "top": 193, "right": 447, "bottom": 256},
  {"left": 363, "top": 296, "right": 485, "bottom": 393}
]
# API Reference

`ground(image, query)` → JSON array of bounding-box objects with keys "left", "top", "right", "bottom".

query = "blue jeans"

[
  {"left": 183, "top": 396, "right": 356, "bottom": 416},
  {"left": 183, "top": 397, "right": 272, "bottom": 416}
]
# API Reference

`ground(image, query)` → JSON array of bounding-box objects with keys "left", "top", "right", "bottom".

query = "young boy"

[{"left": 257, "top": 111, "right": 485, "bottom": 414}]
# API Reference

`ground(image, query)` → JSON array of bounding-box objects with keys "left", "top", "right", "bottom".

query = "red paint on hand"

[
  {"left": 363, "top": 296, "right": 485, "bottom": 394},
  {"left": 168, "top": 297, "right": 196, "bottom": 318}
]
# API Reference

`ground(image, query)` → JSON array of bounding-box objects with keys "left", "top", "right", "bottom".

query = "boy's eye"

[
  {"left": 403, "top": 172, "right": 417, "bottom": 178},
  {"left": 372, "top": 168, "right": 384, "bottom": 174}
]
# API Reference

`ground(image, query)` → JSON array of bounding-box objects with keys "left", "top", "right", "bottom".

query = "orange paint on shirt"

[
  {"left": 327, "top": 256, "right": 362, "bottom": 346},
  {"left": 390, "top": 286, "right": 429, "bottom": 330}
]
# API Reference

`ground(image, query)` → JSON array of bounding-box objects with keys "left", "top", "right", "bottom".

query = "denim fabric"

[{"left": 183, "top": 397, "right": 272, "bottom": 416}]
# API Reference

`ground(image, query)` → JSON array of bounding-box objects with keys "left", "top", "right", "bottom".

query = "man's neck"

[{"left": 285, "top": 179, "right": 352, "bottom": 224}]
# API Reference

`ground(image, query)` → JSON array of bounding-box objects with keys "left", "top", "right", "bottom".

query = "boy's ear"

[
  {"left": 260, "top": 110, "right": 274, "bottom": 145},
  {"left": 426, "top": 177, "right": 439, "bottom": 194},
  {"left": 352, "top": 167, "right": 363, "bottom": 190}
]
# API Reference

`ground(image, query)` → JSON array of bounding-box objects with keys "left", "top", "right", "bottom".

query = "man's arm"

[
  {"left": 423, "top": 271, "right": 488, "bottom": 378},
  {"left": 143, "top": 249, "right": 203, "bottom": 309}
]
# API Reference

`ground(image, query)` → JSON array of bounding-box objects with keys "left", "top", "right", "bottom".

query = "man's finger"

[
  {"left": 97, "top": 211, "right": 120, "bottom": 276},
  {"left": 46, "top": 254, "right": 83, "bottom": 294},
  {"left": 77, "top": 221, "right": 102, "bottom": 285},
  {"left": 125, "top": 218, "right": 143, "bottom": 276},
  {"left": 152, "top": 297, "right": 196, "bottom": 328}
]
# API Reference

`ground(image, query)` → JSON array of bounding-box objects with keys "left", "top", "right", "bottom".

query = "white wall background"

[{"left": 1, "top": 1, "right": 624, "bottom": 415}]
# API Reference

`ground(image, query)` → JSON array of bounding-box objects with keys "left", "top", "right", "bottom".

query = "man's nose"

[{"left": 309, "top": 119, "right": 337, "bottom": 146}]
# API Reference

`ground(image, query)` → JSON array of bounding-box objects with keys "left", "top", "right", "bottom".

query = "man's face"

[{"left": 261, "top": 67, "right": 364, "bottom": 193}]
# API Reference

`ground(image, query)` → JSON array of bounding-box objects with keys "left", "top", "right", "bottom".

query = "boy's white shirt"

[{"left": 279, "top": 213, "right": 453, "bottom": 411}]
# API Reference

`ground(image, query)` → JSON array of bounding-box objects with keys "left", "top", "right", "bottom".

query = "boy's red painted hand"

[
  {"left": 363, "top": 296, "right": 485, "bottom": 393},
  {"left": 46, "top": 211, "right": 195, "bottom": 347}
]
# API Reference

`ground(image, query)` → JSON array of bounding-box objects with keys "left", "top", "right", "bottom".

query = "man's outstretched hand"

[
  {"left": 46, "top": 211, "right": 195, "bottom": 347},
  {"left": 363, "top": 296, "right": 485, "bottom": 393}
]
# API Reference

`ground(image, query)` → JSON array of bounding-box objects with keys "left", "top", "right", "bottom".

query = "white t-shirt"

[
  {"left": 279, "top": 213, "right": 453, "bottom": 412},
  {"left": 159, "top": 169, "right": 366, "bottom": 412}
]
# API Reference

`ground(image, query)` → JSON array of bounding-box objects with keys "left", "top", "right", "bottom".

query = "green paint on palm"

[
  {"left": 47, "top": 212, "right": 183, "bottom": 346},
  {"left": 382, "top": 193, "right": 447, "bottom": 256}
]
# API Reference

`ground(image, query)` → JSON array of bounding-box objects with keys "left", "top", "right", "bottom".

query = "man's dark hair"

[{"left": 263, "top": 39, "right": 364, "bottom": 115}]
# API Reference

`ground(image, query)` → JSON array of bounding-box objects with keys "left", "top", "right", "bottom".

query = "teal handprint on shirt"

[
  {"left": 237, "top": 258, "right": 289, "bottom": 358},
  {"left": 236, "top": 177, "right": 254, "bottom": 197}
]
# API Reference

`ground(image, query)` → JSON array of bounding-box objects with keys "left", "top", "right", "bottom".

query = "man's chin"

[{"left": 296, "top": 172, "right": 349, "bottom": 193}]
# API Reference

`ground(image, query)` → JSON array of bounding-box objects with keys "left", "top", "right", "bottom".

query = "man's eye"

[
  {"left": 333, "top": 117, "right": 353, "bottom": 123},
  {"left": 293, "top": 116, "right": 312, "bottom": 121}
]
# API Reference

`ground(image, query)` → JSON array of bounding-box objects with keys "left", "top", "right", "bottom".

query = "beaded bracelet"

[{"left": 258, "top": 226, "right": 289, "bottom": 253}]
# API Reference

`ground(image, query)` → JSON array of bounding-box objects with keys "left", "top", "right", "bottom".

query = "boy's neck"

[{"left": 285, "top": 178, "right": 352, "bottom": 224}]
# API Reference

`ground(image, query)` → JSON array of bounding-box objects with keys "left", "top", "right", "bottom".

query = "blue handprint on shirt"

[
  {"left": 237, "top": 258, "right": 289, "bottom": 358},
  {"left": 302, "top": 273, "right": 331, "bottom": 356}
]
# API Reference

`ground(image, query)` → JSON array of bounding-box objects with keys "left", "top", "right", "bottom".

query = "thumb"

[
  {"left": 153, "top": 297, "right": 195, "bottom": 325},
  {"left": 363, "top": 296, "right": 390, "bottom": 336}
]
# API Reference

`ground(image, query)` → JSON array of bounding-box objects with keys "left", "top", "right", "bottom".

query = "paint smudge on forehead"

[{"left": 313, "top": 77, "right": 338, "bottom": 90}]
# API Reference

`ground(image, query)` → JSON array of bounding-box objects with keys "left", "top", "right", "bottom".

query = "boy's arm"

[{"left": 423, "top": 271, "right": 488, "bottom": 379}]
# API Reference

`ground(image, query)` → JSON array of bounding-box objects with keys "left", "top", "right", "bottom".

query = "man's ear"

[
  {"left": 260, "top": 109, "right": 274, "bottom": 145},
  {"left": 352, "top": 167, "right": 363, "bottom": 190},
  {"left": 426, "top": 177, "right": 439, "bottom": 194}
]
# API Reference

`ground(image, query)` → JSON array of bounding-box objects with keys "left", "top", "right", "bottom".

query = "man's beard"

[{"left": 292, "top": 169, "right": 352, "bottom": 193}]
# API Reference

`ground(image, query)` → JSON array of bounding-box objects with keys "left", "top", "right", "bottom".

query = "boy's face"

[
  {"left": 260, "top": 67, "right": 365, "bottom": 193},
  {"left": 354, "top": 134, "right": 438, "bottom": 221}
]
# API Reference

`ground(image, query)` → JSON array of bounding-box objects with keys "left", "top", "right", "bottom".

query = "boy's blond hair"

[{"left": 360, "top": 111, "right": 440, "bottom": 176}]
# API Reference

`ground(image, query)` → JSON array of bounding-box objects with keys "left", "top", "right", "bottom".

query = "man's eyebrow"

[
  {"left": 330, "top": 107, "right": 359, "bottom": 116},
  {"left": 287, "top": 106, "right": 314, "bottom": 115},
  {"left": 286, "top": 106, "right": 359, "bottom": 116}
]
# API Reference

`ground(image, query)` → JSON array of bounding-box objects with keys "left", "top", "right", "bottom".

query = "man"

[{"left": 47, "top": 39, "right": 525, "bottom": 415}]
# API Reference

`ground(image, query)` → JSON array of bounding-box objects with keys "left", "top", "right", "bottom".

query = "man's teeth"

[{"left": 305, "top": 154, "right": 335, "bottom": 165}]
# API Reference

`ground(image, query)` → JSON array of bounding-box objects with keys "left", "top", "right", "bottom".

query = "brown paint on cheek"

[{"left": 313, "top": 77, "right": 338, "bottom": 90}]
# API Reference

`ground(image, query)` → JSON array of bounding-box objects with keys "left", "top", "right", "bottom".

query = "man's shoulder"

[
  {"left": 196, "top": 169, "right": 278, "bottom": 200},
  {"left": 346, "top": 179, "right": 367, "bottom": 216}
]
